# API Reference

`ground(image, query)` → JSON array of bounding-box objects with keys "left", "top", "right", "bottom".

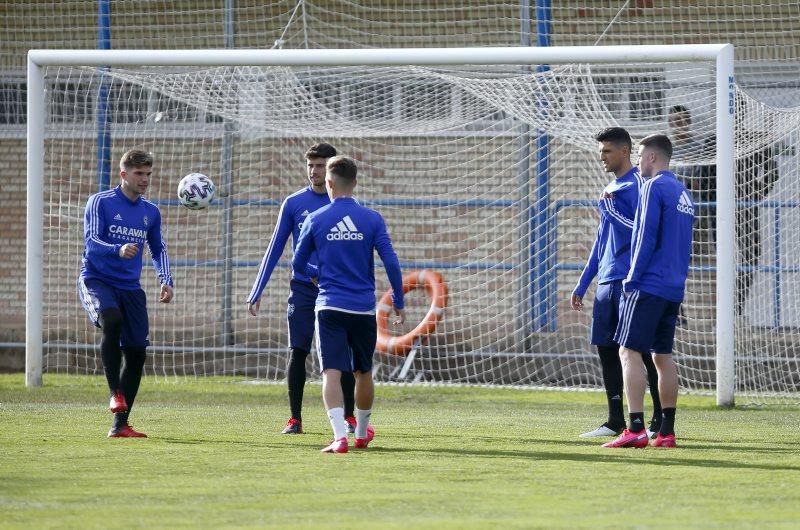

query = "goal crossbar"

[
  {"left": 28, "top": 44, "right": 730, "bottom": 67},
  {"left": 25, "top": 44, "right": 736, "bottom": 407}
]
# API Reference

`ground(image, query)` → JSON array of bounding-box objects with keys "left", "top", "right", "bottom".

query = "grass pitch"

[{"left": 1, "top": 374, "right": 800, "bottom": 529}]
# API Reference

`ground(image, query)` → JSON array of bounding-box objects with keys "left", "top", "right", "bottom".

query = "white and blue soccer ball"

[{"left": 177, "top": 173, "right": 216, "bottom": 210}]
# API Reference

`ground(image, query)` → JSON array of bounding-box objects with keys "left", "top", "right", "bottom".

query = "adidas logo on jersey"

[
  {"left": 114, "top": 213, "right": 123, "bottom": 220},
  {"left": 327, "top": 215, "right": 364, "bottom": 241},
  {"left": 301, "top": 210, "right": 310, "bottom": 217},
  {"left": 677, "top": 190, "right": 694, "bottom": 215}
]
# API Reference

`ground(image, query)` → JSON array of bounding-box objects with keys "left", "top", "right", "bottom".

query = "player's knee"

[
  {"left": 641, "top": 352, "right": 656, "bottom": 368},
  {"left": 289, "top": 347, "right": 309, "bottom": 363},
  {"left": 98, "top": 308, "right": 123, "bottom": 335},
  {"left": 323, "top": 368, "right": 342, "bottom": 379},
  {"left": 652, "top": 353, "right": 673, "bottom": 369},
  {"left": 619, "top": 347, "right": 641, "bottom": 363},
  {"left": 122, "top": 346, "right": 147, "bottom": 371},
  {"left": 597, "top": 345, "right": 620, "bottom": 362}
]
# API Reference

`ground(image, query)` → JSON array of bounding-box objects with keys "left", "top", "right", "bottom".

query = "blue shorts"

[
  {"left": 315, "top": 309, "right": 377, "bottom": 373},
  {"left": 591, "top": 280, "right": 623, "bottom": 346},
  {"left": 287, "top": 279, "right": 318, "bottom": 352},
  {"left": 77, "top": 277, "right": 150, "bottom": 347},
  {"left": 614, "top": 289, "right": 681, "bottom": 354}
]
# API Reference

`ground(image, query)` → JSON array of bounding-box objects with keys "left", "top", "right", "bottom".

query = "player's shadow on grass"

[
  {"left": 157, "top": 436, "right": 328, "bottom": 451},
  {"left": 535, "top": 437, "right": 800, "bottom": 453},
  {"left": 367, "top": 446, "right": 800, "bottom": 472},
  {"left": 158, "top": 437, "right": 213, "bottom": 445},
  {"left": 157, "top": 437, "right": 276, "bottom": 446},
  {"left": 685, "top": 443, "right": 800, "bottom": 454}
]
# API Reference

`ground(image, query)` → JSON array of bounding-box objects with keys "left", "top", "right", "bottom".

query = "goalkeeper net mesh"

[
  {"left": 3, "top": 1, "right": 800, "bottom": 404},
  {"left": 36, "top": 59, "right": 800, "bottom": 403}
]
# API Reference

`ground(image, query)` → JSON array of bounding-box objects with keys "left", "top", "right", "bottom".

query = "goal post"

[
  {"left": 714, "top": 45, "right": 735, "bottom": 407},
  {"left": 25, "top": 44, "right": 736, "bottom": 405},
  {"left": 26, "top": 55, "right": 45, "bottom": 389}
]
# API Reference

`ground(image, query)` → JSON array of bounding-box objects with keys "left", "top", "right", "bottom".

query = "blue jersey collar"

[
  {"left": 605, "top": 167, "right": 638, "bottom": 194},
  {"left": 114, "top": 185, "right": 142, "bottom": 205},
  {"left": 618, "top": 166, "right": 639, "bottom": 181},
  {"left": 307, "top": 185, "right": 328, "bottom": 196}
]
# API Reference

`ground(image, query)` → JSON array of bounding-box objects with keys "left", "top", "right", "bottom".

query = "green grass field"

[{"left": 2, "top": 374, "right": 800, "bottom": 529}]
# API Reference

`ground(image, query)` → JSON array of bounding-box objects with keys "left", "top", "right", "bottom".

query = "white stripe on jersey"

[
  {"left": 89, "top": 190, "right": 117, "bottom": 250},
  {"left": 628, "top": 175, "right": 662, "bottom": 282},
  {"left": 159, "top": 242, "right": 172, "bottom": 285},
  {"left": 603, "top": 198, "right": 634, "bottom": 228},
  {"left": 315, "top": 305, "right": 376, "bottom": 316},
  {"left": 142, "top": 198, "right": 171, "bottom": 283},
  {"left": 247, "top": 199, "right": 289, "bottom": 302}
]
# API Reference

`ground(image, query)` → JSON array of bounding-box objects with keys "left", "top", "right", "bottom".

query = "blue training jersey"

[
  {"left": 247, "top": 186, "right": 330, "bottom": 303},
  {"left": 624, "top": 171, "right": 694, "bottom": 303},
  {"left": 79, "top": 186, "right": 173, "bottom": 290},
  {"left": 573, "top": 167, "right": 643, "bottom": 297},
  {"left": 291, "top": 197, "right": 405, "bottom": 313}
]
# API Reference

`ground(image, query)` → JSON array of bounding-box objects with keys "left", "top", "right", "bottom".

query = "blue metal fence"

[
  {"left": 155, "top": 196, "right": 798, "bottom": 331},
  {"left": 95, "top": 0, "right": 112, "bottom": 192}
]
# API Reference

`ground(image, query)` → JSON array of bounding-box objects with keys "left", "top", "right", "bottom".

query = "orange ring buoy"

[{"left": 376, "top": 269, "right": 448, "bottom": 356}]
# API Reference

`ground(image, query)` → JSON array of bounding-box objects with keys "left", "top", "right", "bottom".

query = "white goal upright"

[{"left": 26, "top": 45, "right": 744, "bottom": 404}]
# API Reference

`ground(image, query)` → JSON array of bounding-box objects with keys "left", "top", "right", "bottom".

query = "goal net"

[{"left": 28, "top": 46, "right": 799, "bottom": 404}]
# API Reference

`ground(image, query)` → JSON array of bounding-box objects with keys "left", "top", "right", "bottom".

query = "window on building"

[{"left": 0, "top": 80, "right": 26, "bottom": 125}]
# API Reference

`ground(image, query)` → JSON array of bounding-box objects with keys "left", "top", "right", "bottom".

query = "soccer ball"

[{"left": 177, "top": 173, "right": 216, "bottom": 210}]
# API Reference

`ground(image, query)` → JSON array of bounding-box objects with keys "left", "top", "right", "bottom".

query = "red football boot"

[
  {"left": 345, "top": 416, "right": 357, "bottom": 434},
  {"left": 108, "top": 423, "right": 147, "bottom": 438},
  {"left": 602, "top": 428, "right": 649, "bottom": 448},
  {"left": 281, "top": 418, "right": 303, "bottom": 434},
  {"left": 354, "top": 425, "right": 375, "bottom": 449},
  {"left": 108, "top": 390, "right": 128, "bottom": 414},
  {"left": 651, "top": 433, "right": 677, "bottom": 448},
  {"left": 321, "top": 437, "right": 348, "bottom": 454}
]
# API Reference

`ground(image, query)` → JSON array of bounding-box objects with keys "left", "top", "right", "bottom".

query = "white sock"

[
  {"left": 327, "top": 407, "right": 348, "bottom": 440},
  {"left": 355, "top": 407, "right": 372, "bottom": 439}
]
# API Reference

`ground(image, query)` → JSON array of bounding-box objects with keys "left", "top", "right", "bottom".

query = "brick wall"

[
  {"left": 0, "top": 139, "right": 27, "bottom": 340},
  {"left": 4, "top": 127, "right": 614, "bottom": 357},
  {"left": 1, "top": 1, "right": 797, "bottom": 376},
  {"left": 4, "top": 2, "right": 798, "bottom": 69}
]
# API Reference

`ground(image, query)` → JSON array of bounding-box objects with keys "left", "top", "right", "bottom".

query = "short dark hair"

[
  {"left": 640, "top": 134, "right": 673, "bottom": 160},
  {"left": 594, "top": 127, "right": 632, "bottom": 151},
  {"left": 120, "top": 149, "right": 153, "bottom": 171},
  {"left": 669, "top": 104, "right": 689, "bottom": 116},
  {"left": 668, "top": 105, "right": 692, "bottom": 126},
  {"left": 305, "top": 142, "right": 337, "bottom": 159},
  {"left": 326, "top": 155, "right": 357, "bottom": 181}
]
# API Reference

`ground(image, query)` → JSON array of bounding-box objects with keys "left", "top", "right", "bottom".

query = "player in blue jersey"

[
  {"left": 246, "top": 143, "right": 357, "bottom": 435},
  {"left": 603, "top": 134, "right": 694, "bottom": 449},
  {"left": 292, "top": 156, "right": 406, "bottom": 453},
  {"left": 571, "top": 127, "right": 662, "bottom": 439},
  {"left": 77, "top": 149, "right": 174, "bottom": 438}
]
